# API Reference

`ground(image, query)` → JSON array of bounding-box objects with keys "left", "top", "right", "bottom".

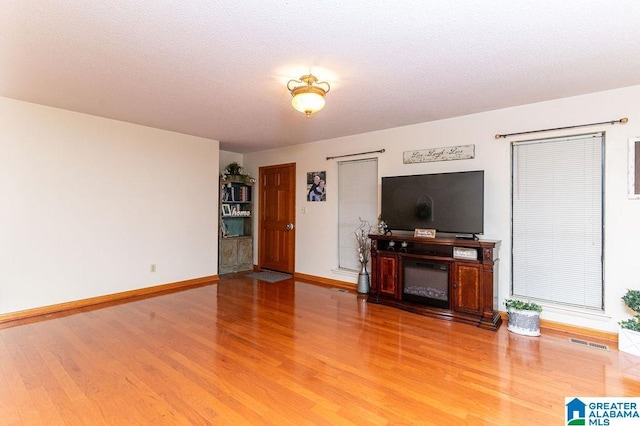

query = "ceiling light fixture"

[{"left": 287, "top": 74, "right": 330, "bottom": 118}]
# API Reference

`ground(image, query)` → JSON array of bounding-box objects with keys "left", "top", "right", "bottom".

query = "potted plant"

[
  {"left": 221, "top": 162, "right": 255, "bottom": 184},
  {"left": 224, "top": 161, "right": 242, "bottom": 175},
  {"left": 505, "top": 299, "right": 543, "bottom": 336},
  {"left": 619, "top": 289, "right": 640, "bottom": 356}
]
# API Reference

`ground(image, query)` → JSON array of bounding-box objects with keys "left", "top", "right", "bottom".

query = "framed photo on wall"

[{"left": 307, "top": 171, "right": 326, "bottom": 202}]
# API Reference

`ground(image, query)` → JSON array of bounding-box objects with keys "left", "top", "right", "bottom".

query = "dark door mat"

[{"left": 245, "top": 271, "right": 293, "bottom": 283}]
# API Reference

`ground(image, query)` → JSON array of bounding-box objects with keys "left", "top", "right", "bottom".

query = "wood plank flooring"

[{"left": 1, "top": 274, "right": 639, "bottom": 425}]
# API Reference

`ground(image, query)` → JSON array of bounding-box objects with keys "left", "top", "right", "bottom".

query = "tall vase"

[{"left": 357, "top": 262, "right": 370, "bottom": 294}]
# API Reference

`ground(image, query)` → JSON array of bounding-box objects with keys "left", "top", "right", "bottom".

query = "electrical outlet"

[
  {"left": 301, "top": 207, "right": 307, "bottom": 214},
  {"left": 150, "top": 264, "right": 156, "bottom": 273}
]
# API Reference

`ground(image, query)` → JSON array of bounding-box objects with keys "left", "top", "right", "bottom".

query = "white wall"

[
  {"left": 0, "top": 97, "right": 220, "bottom": 315},
  {"left": 244, "top": 85, "right": 640, "bottom": 333}
]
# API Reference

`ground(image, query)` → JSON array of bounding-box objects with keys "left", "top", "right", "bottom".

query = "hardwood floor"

[{"left": 1, "top": 274, "right": 639, "bottom": 425}]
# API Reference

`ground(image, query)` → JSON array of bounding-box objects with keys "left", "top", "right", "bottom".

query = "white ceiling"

[{"left": 2, "top": 1, "right": 640, "bottom": 153}]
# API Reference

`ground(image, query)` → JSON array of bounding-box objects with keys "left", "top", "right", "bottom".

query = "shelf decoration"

[
  {"left": 414, "top": 228, "right": 436, "bottom": 238},
  {"left": 403, "top": 144, "right": 475, "bottom": 164},
  {"left": 221, "top": 162, "right": 256, "bottom": 184}
]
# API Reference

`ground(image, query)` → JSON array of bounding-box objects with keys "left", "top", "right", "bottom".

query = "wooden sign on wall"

[{"left": 403, "top": 144, "right": 475, "bottom": 164}]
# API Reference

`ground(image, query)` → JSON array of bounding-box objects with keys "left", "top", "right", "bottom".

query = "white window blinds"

[
  {"left": 338, "top": 158, "right": 378, "bottom": 271},
  {"left": 511, "top": 133, "right": 603, "bottom": 309}
]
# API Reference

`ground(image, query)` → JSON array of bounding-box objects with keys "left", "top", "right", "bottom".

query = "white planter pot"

[
  {"left": 507, "top": 308, "right": 540, "bottom": 336},
  {"left": 619, "top": 327, "right": 640, "bottom": 357}
]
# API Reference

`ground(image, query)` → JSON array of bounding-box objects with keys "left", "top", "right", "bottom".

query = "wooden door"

[
  {"left": 377, "top": 254, "right": 399, "bottom": 297},
  {"left": 258, "top": 163, "right": 296, "bottom": 273},
  {"left": 452, "top": 263, "right": 482, "bottom": 315}
]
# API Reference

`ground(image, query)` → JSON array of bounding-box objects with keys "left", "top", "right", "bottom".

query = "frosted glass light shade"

[
  {"left": 291, "top": 92, "right": 326, "bottom": 117},
  {"left": 287, "top": 74, "right": 330, "bottom": 118}
]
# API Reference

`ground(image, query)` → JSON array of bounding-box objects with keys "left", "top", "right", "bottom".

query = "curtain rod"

[
  {"left": 326, "top": 148, "right": 385, "bottom": 160},
  {"left": 495, "top": 117, "right": 628, "bottom": 139}
]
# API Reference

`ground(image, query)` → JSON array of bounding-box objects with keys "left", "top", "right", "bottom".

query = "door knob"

[{"left": 286, "top": 223, "right": 294, "bottom": 230}]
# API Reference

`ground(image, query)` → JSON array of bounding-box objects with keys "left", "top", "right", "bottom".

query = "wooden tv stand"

[{"left": 368, "top": 233, "right": 502, "bottom": 330}]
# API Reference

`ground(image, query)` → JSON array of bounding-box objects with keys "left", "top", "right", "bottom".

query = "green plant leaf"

[
  {"left": 504, "top": 298, "right": 542, "bottom": 312},
  {"left": 620, "top": 289, "right": 640, "bottom": 330}
]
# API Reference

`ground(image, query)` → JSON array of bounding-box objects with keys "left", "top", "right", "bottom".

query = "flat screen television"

[{"left": 380, "top": 170, "right": 484, "bottom": 236}]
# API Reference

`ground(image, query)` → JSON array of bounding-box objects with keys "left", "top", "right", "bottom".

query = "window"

[
  {"left": 338, "top": 158, "right": 378, "bottom": 271},
  {"left": 511, "top": 133, "right": 603, "bottom": 309}
]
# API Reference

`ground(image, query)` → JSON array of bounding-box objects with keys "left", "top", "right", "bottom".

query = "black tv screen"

[{"left": 381, "top": 170, "right": 484, "bottom": 235}]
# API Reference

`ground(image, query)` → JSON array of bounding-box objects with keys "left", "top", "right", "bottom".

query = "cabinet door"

[
  {"left": 377, "top": 254, "right": 399, "bottom": 297},
  {"left": 219, "top": 239, "right": 238, "bottom": 274},
  {"left": 452, "top": 263, "right": 482, "bottom": 315},
  {"left": 237, "top": 237, "right": 253, "bottom": 271}
]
